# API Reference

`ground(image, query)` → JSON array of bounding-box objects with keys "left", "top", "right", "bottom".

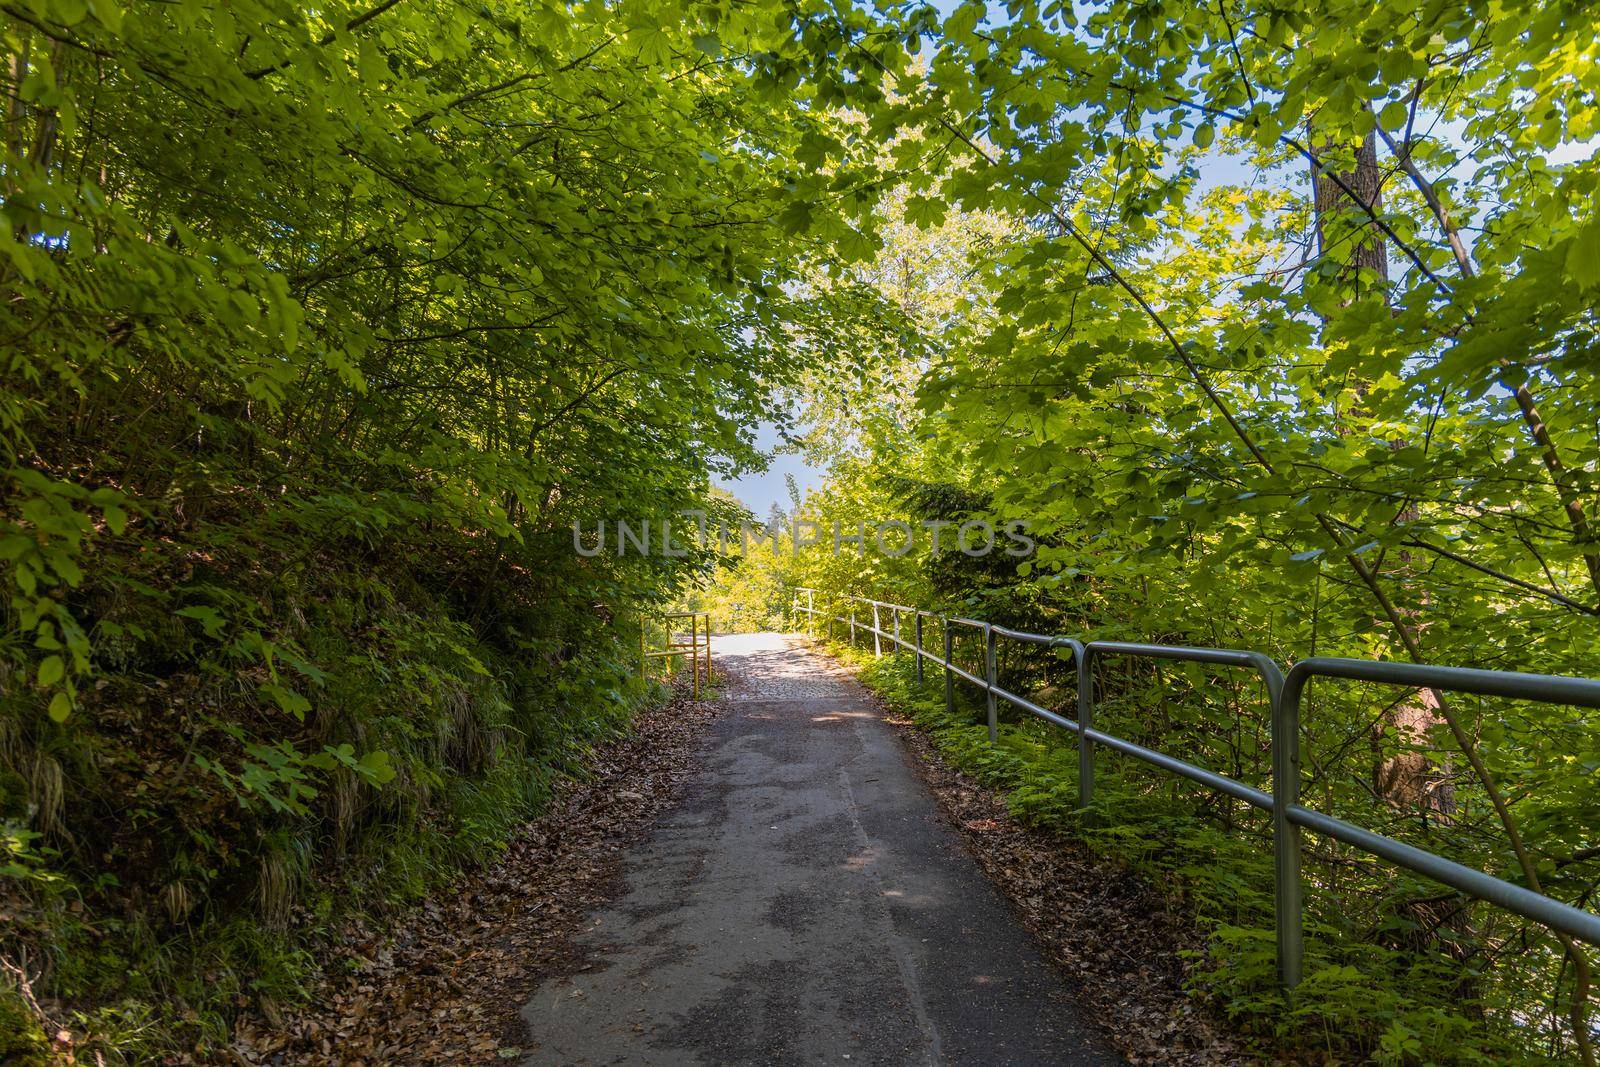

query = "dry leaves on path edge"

[{"left": 220, "top": 681, "right": 721, "bottom": 1066}]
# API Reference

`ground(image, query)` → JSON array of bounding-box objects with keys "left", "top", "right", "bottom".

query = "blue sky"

[{"left": 713, "top": 421, "right": 823, "bottom": 516}]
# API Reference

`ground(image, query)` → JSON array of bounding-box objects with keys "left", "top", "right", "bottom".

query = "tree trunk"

[
  {"left": 1311, "top": 130, "right": 1390, "bottom": 285},
  {"left": 1310, "top": 125, "right": 1454, "bottom": 818}
]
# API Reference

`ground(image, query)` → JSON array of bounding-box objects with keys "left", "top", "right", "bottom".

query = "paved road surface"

[{"left": 521, "top": 633, "right": 1120, "bottom": 1066}]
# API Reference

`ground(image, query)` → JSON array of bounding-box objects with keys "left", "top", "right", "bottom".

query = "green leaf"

[
  {"left": 260, "top": 683, "right": 312, "bottom": 721},
  {"left": 176, "top": 606, "right": 228, "bottom": 639},
  {"left": 356, "top": 749, "right": 397, "bottom": 786},
  {"left": 944, "top": 2, "right": 982, "bottom": 41},
  {"left": 37, "top": 655, "right": 65, "bottom": 686},
  {"left": 51, "top": 0, "right": 89, "bottom": 25},
  {"left": 837, "top": 227, "right": 881, "bottom": 263},
  {"left": 1567, "top": 223, "right": 1600, "bottom": 290},
  {"left": 777, "top": 200, "right": 813, "bottom": 233},
  {"left": 904, "top": 194, "right": 948, "bottom": 228}
]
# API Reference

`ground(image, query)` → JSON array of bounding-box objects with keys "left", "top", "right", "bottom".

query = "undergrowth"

[
  {"left": 0, "top": 545, "right": 676, "bottom": 1061},
  {"left": 833, "top": 640, "right": 1541, "bottom": 1066}
]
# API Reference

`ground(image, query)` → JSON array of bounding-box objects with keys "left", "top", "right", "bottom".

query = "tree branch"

[{"left": 244, "top": 0, "right": 407, "bottom": 80}]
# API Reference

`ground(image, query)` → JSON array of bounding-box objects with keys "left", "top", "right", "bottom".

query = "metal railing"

[
  {"left": 640, "top": 611, "right": 712, "bottom": 698},
  {"left": 791, "top": 587, "right": 1600, "bottom": 989}
]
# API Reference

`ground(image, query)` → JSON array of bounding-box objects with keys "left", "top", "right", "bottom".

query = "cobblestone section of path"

[{"left": 520, "top": 633, "right": 1121, "bottom": 1066}]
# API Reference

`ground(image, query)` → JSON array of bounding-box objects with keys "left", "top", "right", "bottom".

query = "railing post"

[
  {"left": 873, "top": 603, "right": 882, "bottom": 658},
  {"left": 850, "top": 605, "right": 856, "bottom": 644},
  {"left": 943, "top": 619, "right": 954, "bottom": 715},
  {"left": 914, "top": 614, "right": 924, "bottom": 683},
  {"left": 893, "top": 607, "right": 901, "bottom": 656},
  {"left": 1273, "top": 678, "right": 1305, "bottom": 989},
  {"left": 1077, "top": 644, "right": 1094, "bottom": 810},
  {"left": 690, "top": 613, "right": 700, "bottom": 700},
  {"left": 984, "top": 624, "right": 998, "bottom": 742}
]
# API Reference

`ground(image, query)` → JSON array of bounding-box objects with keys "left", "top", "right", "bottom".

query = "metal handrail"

[
  {"left": 640, "top": 610, "right": 711, "bottom": 699},
  {"left": 789, "top": 586, "right": 1600, "bottom": 988}
]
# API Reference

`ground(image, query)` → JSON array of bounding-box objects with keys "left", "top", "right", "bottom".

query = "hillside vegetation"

[{"left": 0, "top": 0, "right": 888, "bottom": 1056}]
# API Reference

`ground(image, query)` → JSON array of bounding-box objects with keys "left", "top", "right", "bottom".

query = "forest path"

[{"left": 519, "top": 633, "right": 1120, "bottom": 1066}]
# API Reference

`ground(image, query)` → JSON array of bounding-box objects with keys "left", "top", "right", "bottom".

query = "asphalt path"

[{"left": 521, "top": 633, "right": 1121, "bottom": 1066}]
